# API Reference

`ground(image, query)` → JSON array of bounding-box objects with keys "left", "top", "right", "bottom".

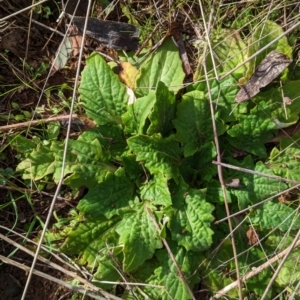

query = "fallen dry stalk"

[
  {"left": 210, "top": 238, "right": 300, "bottom": 299},
  {"left": 0, "top": 114, "right": 80, "bottom": 132},
  {"left": 0, "top": 255, "right": 108, "bottom": 300},
  {"left": 0, "top": 233, "right": 122, "bottom": 300}
]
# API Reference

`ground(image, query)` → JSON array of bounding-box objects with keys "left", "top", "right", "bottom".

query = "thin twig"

[
  {"left": 198, "top": 0, "right": 219, "bottom": 80},
  {"left": 0, "top": 255, "right": 110, "bottom": 300},
  {"left": 260, "top": 229, "right": 300, "bottom": 300},
  {"left": 219, "top": 20, "right": 300, "bottom": 81},
  {"left": 20, "top": 1, "right": 93, "bottom": 298},
  {"left": 0, "top": 0, "right": 49, "bottom": 22},
  {"left": 0, "top": 114, "right": 79, "bottom": 132},
  {"left": 210, "top": 238, "right": 300, "bottom": 299},
  {"left": 0, "top": 233, "right": 121, "bottom": 300},
  {"left": 0, "top": 184, "right": 73, "bottom": 203},
  {"left": 146, "top": 207, "right": 196, "bottom": 300},
  {"left": 201, "top": 0, "right": 243, "bottom": 296},
  {"left": 212, "top": 160, "right": 300, "bottom": 185},
  {"left": 215, "top": 183, "right": 300, "bottom": 224}
]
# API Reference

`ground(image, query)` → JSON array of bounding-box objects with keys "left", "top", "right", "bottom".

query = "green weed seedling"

[{"left": 14, "top": 20, "right": 300, "bottom": 299}]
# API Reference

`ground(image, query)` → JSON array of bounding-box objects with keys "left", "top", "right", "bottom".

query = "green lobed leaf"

[
  {"left": 17, "top": 131, "right": 117, "bottom": 189},
  {"left": 79, "top": 53, "right": 128, "bottom": 125},
  {"left": 147, "top": 81, "right": 176, "bottom": 136},
  {"left": 190, "top": 76, "right": 244, "bottom": 124},
  {"left": 173, "top": 91, "right": 212, "bottom": 157},
  {"left": 202, "top": 239, "right": 239, "bottom": 299},
  {"left": 127, "top": 134, "right": 182, "bottom": 182},
  {"left": 268, "top": 136, "right": 300, "bottom": 182},
  {"left": 77, "top": 167, "right": 136, "bottom": 219},
  {"left": 227, "top": 157, "right": 287, "bottom": 209},
  {"left": 254, "top": 81, "right": 300, "bottom": 125},
  {"left": 253, "top": 201, "right": 300, "bottom": 232},
  {"left": 93, "top": 250, "right": 124, "bottom": 287},
  {"left": 180, "top": 142, "right": 217, "bottom": 185},
  {"left": 91, "top": 125, "right": 127, "bottom": 159},
  {"left": 165, "top": 179, "right": 215, "bottom": 251},
  {"left": 17, "top": 144, "right": 56, "bottom": 180},
  {"left": 120, "top": 153, "right": 145, "bottom": 182},
  {"left": 53, "top": 135, "right": 115, "bottom": 188},
  {"left": 136, "top": 37, "right": 185, "bottom": 97},
  {"left": 276, "top": 250, "right": 300, "bottom": 290},
  {"left": 139, "top": 242, "right": 202, "bottom": 300},
  {"left": 121, "top": 90, "right": 156, "bottom": 134},
  {"left": 47, "top": 122, "right": 60, "bottom": 140},
  {"left": 9, "top": 134, "right": 40, "bottom": 155},
  {"left": 60, "top": 216, "right": 120, "bottom": 267},
  {"left": 206, "top": 179, "right": 232, "bottom": 205},
  {"left": 227, "top": 102, "right": 277, "bottom": 157},
  {"left": 115, "top": 202, "right": 163, "bottom": 272},
  {"left": 140, "top": 175, "right": 172, "bottom": 206}
]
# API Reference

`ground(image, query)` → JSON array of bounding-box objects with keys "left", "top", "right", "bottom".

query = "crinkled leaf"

[
  {"left": 147, "top": 81, "right": 176, "bottom": 136},
  {"left": 173, "top": 91, "right": 225, "bottom": 157},
  {"left": 189, "top": 76, "right": 246, "bottom": 123},
  {"left": 17, "top": 131, "right": 116, "bottom": 189},
  {"left": 268, "top": 137, "right": 300, "bottom": 182},
  {"left": 140, "top": 242, "right": 201, "bottom": 300},
  {"left": 180, "top": 142, "right": 217, "bottom": 185},
  {"left": 206, "top": 179, "right": 232, "bottom": 205},
  {"left": 227, "top": 102, "right": 277, "bottom": 157},
  {"left": 122, "top": 90, "right": 156, "bottom": 134},
  {"left": 165, "top": 179, "right": 214, "bottom": 251},
  {"left": 94, "top": 124, "right": 127, "bottom": 158},
  {"left": 77, "top": 168, "right": 135, "bottom": 219},
  {"left": 121, "top": 154, "right": 144, "bottom": 181},
  {"left": 116, "top": 202, "right": 162, "bottom": 272},
  {"left": 276, "top": 250, "right": 300, "bottom": 289},
  {"left": 136, "top": 37, "right": 185, "bottom": 96},
  {"left": 140, "top": 175, "right": 172, "bottom": 206},
  {"left": 93, "top": 250, "right": 124, "bottom": 286},
  {"left": 228, "top": 157, "right": 287, "bottom": 209},
  {"left": 253, "top": 201, "right": 300, "bottom": 232},
  {"left": 254, "top": 81, "right": 300, "bottom": 125},
  {"left": 79, "top": 53, "right": 128, "bottom": 125},
  {"left": 54, "top": 135, "right": 114, "bottom": 188},
  {"left": 16, "top": 145, "right": 56, "bottom": 180},
  {"left": 127, "top": 134, "right": 182, "bottom": 182},
  {"left": 60, "top": 216, "right": 120, "bottom": 267}
]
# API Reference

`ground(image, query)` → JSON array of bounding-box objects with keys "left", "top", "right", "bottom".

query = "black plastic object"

[{"left": 68, "top": 15, "right": 140, "bottom": 51}]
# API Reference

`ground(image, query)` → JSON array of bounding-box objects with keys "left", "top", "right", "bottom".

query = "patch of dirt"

[
  {"left": 0, "top": 185, "right": 79, "bottom": 300},
  {"left": 0, "top": 257, "right": 71, "bottom": 300}
]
